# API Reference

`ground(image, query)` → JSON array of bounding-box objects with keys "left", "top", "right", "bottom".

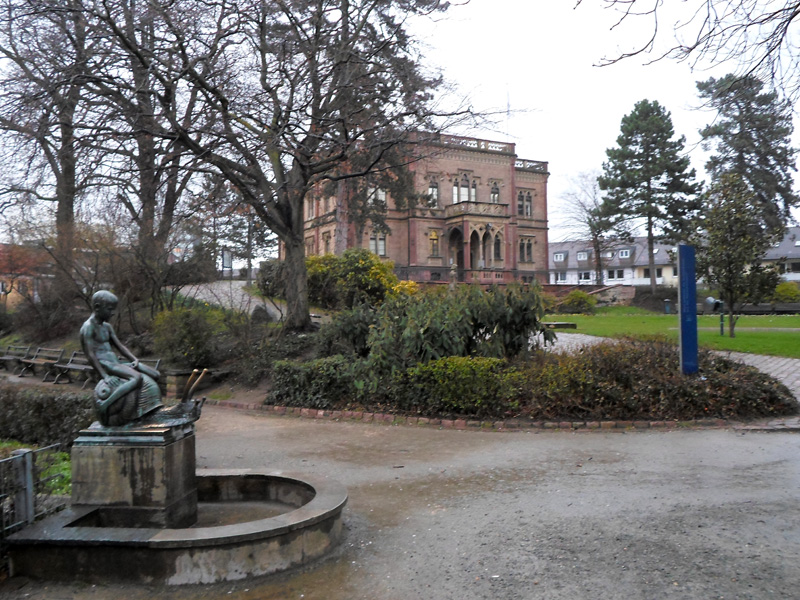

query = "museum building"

[{"left": 288, "top": 133, "right": 550, "bottom": 285}]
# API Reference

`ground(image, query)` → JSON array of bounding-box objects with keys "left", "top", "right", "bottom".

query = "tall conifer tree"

[
  {"left": 697, "top": 74, "right": 798, "bottom": 239},
  {"left": 599, "top": 100, "right": 699, "bottom": 293}
]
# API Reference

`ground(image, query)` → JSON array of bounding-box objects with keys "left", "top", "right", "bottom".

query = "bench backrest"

[
  {"left": 58, "top": 351, "right": 90, "bottom": 366},
  {"left": 4, "top": 345, "right": 30, "bottom": 358},
  {"left": 30, "top": 347, "right": 65, "bottom": 362}
]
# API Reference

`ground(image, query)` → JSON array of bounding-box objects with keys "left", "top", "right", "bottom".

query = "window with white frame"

[
  {"left": 369, "top": 232, "right": 387, "bottom": 256},
  {"left": 602, "top": 250, "right": 614, "bottom": 259},
  {"left": 556, "top": 272, "right": 567, "bottom": 282},
  {"left": 577, "top": 251, "right": 588, "bottom": 261},
  {"left": 368, "top": 188, "right": 386, "bottom": 206},
  {"left": 579, "top": 271, "right": 591, "bottom": 282},
  {"left": 619, "top": 249, "right": 630, "bottom": 258},
  {"left": 616, "top": 269, "right": 624, "bottom": 279},
  {"left": 553, "top": 252, "right": 564, "bottom": 262}
]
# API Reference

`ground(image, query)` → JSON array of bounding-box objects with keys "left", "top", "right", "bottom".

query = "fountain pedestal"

[{"left": 70, "top": 421, "right": 197, "bottom": 528}]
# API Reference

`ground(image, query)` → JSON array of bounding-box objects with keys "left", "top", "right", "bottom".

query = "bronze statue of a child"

[{"left": 80, "top": 290, "right": 161, "bottom": 425}]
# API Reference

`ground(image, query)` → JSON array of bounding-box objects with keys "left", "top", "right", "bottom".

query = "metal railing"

[{"left": 1, "top": 445, "right": 68, "bottom": 542}]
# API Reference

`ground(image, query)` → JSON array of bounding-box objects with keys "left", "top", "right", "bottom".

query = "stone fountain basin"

[{"left": 7, "top": 469, "right": 348, "bottom": 585}]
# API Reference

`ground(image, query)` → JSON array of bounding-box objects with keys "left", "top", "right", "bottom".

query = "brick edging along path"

[{"left": 204, "top": 398, "right": 800, "bottom": 432}]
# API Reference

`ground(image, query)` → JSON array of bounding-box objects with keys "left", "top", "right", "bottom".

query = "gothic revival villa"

[{"left": 291, "top": 134, "right": 550, "bottom": 285}]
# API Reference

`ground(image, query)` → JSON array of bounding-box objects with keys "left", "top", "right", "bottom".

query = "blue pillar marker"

[{"left": 678, "top": 245, "right": 698, "bottom": 375}]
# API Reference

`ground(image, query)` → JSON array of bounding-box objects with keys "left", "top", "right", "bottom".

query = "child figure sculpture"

[{"left": 81, "top": 290, "right": 163, "bottom": 426}]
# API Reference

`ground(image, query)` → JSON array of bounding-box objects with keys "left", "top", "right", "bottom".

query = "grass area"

[
  {"left": 552, "top": 306, "right": 800, "bottom": 358},
  {"left": 0, "top": 439, "right": 71, "bottom": 495}
]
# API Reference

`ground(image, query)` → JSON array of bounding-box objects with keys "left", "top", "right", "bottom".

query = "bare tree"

[
  {"left": 87, "top": 0, "right": 472, "bottom": 330},
  {"left": 562, "top": 171, "right": 632, "bottom": 285},
  {"left": 0, "top": 0, "right": 94, "bottom": 294},
  {"left": 578, "top": 1, "right": 800, "bottom": 97}
]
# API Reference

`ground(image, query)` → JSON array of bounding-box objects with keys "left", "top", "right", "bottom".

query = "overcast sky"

[{"left": 413, "top": 1, "right": 747, "bottom": 240}]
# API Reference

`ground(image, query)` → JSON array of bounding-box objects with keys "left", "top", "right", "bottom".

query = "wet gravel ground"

[{"left": 4, "top": 407, "right": 799, "bottom": 600}]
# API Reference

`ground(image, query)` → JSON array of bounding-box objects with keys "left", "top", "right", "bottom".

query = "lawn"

[{"left": 552, "top": 306, "right": 800, "bottom": 358}]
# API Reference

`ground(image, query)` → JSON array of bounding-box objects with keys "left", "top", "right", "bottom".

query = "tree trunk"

[
  {"left": 728, "top": 309, "right": 737, "bottom": 338},
  {"left": 282, "top": 237, "right": 311, "bottom": 330}
]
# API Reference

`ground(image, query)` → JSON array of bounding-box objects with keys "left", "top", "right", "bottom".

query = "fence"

[{"left": 1, "top": 445, "right": 68, "bottom": 564}]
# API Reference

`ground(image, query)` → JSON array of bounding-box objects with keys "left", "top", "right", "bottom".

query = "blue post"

[{"left": 678, "top": 245, "right": 698, "bottom": 375}]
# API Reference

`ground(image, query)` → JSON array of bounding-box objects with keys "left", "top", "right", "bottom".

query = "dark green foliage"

[
  {"left": 599, "top": 99, "right": 700, "bottom": 293},
  {"left": 698, "top": 74, "right": 798, "bottom": 236},
  {"left": 317, "top": 303, "right": 378, "bottom": 358},
  {"left": 519, "top": 339, "right": 796, "bottom": 421},
  {"left": 256, "top": 260, "right": 287, "bottom": 299},
  {"left": 152, "top": 306, "right": 227, "bottom": 368},
  {"left": 556, "top": 290, "right": 598, "bottom": 314},
  {"left": 0, "top": 384, "right": 93, "bottom": 447},
  {"left": 390, "top": 356, "right": 522, "bottom": 418},
  {"left": 268, "top": 355, "right": 361, "bottom": 409},
  {"left": 366, "top": 284, "right": 555, "bottom": 377},
  {"left": 692, "top": 174, "right": 781, "bottom": 336},
  {"left": 235, "top": 331, "right": 320, "bottom": 386}
]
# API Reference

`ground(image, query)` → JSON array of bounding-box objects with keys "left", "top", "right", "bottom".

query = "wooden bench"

[
  {"left": 53, "top": 354, "right": 162, "bottom": 388},
  {"left": 18, "top": 347, "right": 65, "bottom": 382},
  {"left": 0, "top": 345, "right": 31, "bottom": 373},
  {"left": 52, "top": 351, "right": 96, "bottom": 388},
  {"left": 543, "top": 322, "right": 578, "bottom": 329}
]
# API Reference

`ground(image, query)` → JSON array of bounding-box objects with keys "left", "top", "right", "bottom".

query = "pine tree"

[
  {"left": 599, "top": 99, "right": 700, "bottom": 293},
  {"left": 697, "top": 74, "right": 798, "bottom": 239}
]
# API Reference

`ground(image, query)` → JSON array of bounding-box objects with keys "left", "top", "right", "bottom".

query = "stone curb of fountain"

[{"left": 203, "top": 399, "right": 799, "bottom": 433}]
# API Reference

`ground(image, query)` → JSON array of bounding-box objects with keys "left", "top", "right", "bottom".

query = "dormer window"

[
  {"left": 553, "top": 252, "right": 565, "bottom": 262},
  {"left": 619, "top": 249, "right": 631, "bottom": 259},
  {"left": 577, "top": 251, "right": 588, "bottom": 261}
]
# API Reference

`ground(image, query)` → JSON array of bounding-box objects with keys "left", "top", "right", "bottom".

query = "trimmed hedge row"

[
  {"left": 0, "top": 383, "right": 94, "bottom": 448},
  {"left": 266, "top": 339, "right": 798, "bottom": 422}
]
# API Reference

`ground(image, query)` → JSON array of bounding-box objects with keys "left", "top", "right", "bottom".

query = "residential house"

[
  {"left": 763, "top": 226, "right": 800, "bottom": 282},
  {"left": 549, "top": 238, "right": 679, "bottom": 287}
]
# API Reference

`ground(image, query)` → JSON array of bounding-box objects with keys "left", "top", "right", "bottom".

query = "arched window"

[
  {"left": 452, "top": 179, "right": 459, "bottom": 203},
  {"left": 517, "top": 191, "right": 524, "bottom": 215},
  {"left": 490, "top": 183, "right": 500, "bottom": 203},
  {"left": 494, "top": 235, "right": 502, "bottom": 261},
  {"left": 470, "top": 181, "right": 477, "bottom": 202},
  {"left": 461, "top": 174, "right": 470, "bottom": 202},
  {"left": 525, "top": 192, "right": 533, "bottom": 217}
]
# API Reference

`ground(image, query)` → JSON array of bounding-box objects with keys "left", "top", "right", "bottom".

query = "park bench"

[
  {"left": 17, "top": 347, "right": 65, "bottom": 382},
  {"left": 0, "top": 345, "right": 31, "bottom": 373},
  {"left": 542, "top": 322, "right": 578, "bottom": 329},
  {"left": 53, "top": 353, "right": 162, "bottom": 388},
  {"left": 52, "top": 351, "right": 95, "bottom": 388}
]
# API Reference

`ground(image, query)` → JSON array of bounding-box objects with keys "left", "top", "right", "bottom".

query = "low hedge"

[
  {"left": 263, "top": 339, "right": 797, "bottom": 422},
  {"left": 390, "top": 356, "right": 522, "bottom": 418},
  {"left": 0, "top": 383, "right": 94, "bottom": 447},
  {"left": 520, "top": 339, "right": 797, "bottom": 421}
]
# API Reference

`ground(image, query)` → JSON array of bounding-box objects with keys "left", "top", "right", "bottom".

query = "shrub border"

[{"left": 204, "top": 398, "right": 757, "bottom": 431}]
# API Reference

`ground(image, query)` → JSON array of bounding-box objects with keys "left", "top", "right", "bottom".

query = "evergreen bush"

[{"left": 0, "top": 384, "right": 93, "bottom": 447}]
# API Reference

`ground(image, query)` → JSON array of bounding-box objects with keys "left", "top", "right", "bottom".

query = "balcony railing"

[
  {"left": 437, "top": 134, "right": 514, "bottom": 154},
  {"left": 514, "top": 159, "right": 548, "bottom": 173},
  {"left": 445, "top": 202, "right": 508, "bottom": 219}
]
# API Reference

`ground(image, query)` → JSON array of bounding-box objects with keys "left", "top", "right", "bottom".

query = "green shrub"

[
  {"left": 258, "top": 249, "right": 399, "bottom": 310},
  {"left": 317, "top": 303, "right": 378, "bottom": 358},
  {"left": 152, "top": 306, "right": 227, "bottom": 368},
  {"left": 234, "top": 330, "right": 319, "bottom": 386},
  {"left": 557, "top": 290, "right": 598, "bottom": 314},
  {"left": 0, "top": 384, "right": 93, "bottom": 447},
  {"left": 390, "top": 356, "right": 521, "bottom": 418},
  {"left": 771, "top": 281, "right": 800, "bottom": 303},
  {"left": 366, "top": 284, "right": 554, "bottom": 377},
  {"left": 518, "top": 338, "right": 796, "bottom": 421},
  {"left": 268, "top": 355, "right": 363, "bottom": 409}
]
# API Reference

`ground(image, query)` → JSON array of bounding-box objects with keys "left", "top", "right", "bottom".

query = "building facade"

[
  {"left": 763, "top": 226, "right": 800, "bottom": 282},
  {"left": 296, "top": 134, "right": 550, "bottom": 285},
  {"left": 548, "top": 238, "right": 680, "bottom": 287}
]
